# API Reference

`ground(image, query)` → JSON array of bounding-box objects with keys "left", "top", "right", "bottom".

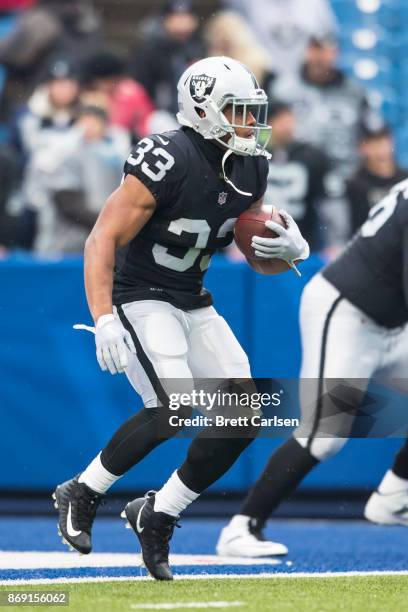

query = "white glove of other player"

[
  {"left": 251, "top": 210, "right": 310, "bottom": 275},
  {"left": 95, "top": 314, "right": 136, "bottom": 375}
]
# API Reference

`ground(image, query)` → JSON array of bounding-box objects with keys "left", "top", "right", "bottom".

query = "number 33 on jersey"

[{"left": 113, "top": 128, "right": 268, "bottom": 310}]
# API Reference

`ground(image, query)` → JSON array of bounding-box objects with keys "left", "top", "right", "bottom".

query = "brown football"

[{"left": 234, "top": 205, "right": 290, "bottom": 274}]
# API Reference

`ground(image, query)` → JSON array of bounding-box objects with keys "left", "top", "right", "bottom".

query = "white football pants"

[
  {"left": 296, "top": 274, "right": 408, "bottom": 460},
  {"left": 114, "top": 300, "right": 251, "bottom": 408}
]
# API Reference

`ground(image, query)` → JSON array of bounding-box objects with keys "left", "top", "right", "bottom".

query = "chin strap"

[{"left": 221, "top": 149, "right": 253, "bottom": 197}]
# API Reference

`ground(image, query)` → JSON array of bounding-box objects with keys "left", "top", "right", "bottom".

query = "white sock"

[
  {"left": 154, "top": 471, "right": 200, "bottom": 517},
  {"left": 378, "top": 469, "right": 408, "bottom": 495},
  {"left": 228, "top": 514, "right": 251, "bottom": 529},
  {"left": 78, "top": 453, "right": 121, "bottom": 494}
]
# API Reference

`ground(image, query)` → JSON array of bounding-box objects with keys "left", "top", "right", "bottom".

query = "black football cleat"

[
  {"left": 52, "top": 476, "right": 104, "bottom": 554},
  {"left": 121, "top": 491, "right": 180, "bottom": 581}
]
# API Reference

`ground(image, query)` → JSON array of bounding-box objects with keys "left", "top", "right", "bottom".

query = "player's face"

[{"left": 223, "top": 104, "right": 256, "bottom": 139}]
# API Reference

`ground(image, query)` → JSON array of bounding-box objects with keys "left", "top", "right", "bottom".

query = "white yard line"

[
  {"left": 130, "top": 603, "right": 243, "bottom": 610},
  {"left": 0, "top": 552, "right": 280, "bottom": 570},
  {"left": 1, "top": 570, "right": 408, "bottom": 586}
]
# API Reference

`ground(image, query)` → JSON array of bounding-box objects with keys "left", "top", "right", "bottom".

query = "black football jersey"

[
  {"left": 323, "top": 179, "right": 408, "bottom": 328},
  {"left": 113, "top": 127, "right": 268, "bottom": 310}
]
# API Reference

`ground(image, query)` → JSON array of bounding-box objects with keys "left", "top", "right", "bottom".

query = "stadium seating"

[
  {"left": 331, "top": 0, "right": 408, "bottom": 161},
  {"left": 332, "top": 0, "right": 399, "bottom": 27}
]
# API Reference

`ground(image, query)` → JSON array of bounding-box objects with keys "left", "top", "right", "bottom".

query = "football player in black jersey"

[
  {"left": 217, "top": 179, "right": 408, "bottom": 558},
  {"left": 52, "top": 57, "right": 309, "bottom": 580}
]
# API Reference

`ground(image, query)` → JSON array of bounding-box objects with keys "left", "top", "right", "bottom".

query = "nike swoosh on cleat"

[
  {"left": 136, "top": 500, "right": 147, "bottom": 533},
  {"left": 156, "top": 136, "right": 169, "bottom": 146},
  {"left": 66, "top": 502, "right": 81, "bottom": 537}
]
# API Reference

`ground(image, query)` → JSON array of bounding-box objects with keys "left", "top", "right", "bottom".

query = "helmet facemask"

[
  {"left": 214, "top": 89, "right": 271, "bottom": 155},
  {"left": 189, "top": 91, "right": 272, "bottom": 196},
  {"left": 203, "top": 91, "right": 272, "bottom": 195}
]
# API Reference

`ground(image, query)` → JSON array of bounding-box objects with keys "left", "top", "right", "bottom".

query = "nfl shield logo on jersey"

[
  {"left": 218, "top": 191, "right": 228, "bottom": 206},
  {"left": 190, "top": 74, "right": 216, "bottom": 103}
]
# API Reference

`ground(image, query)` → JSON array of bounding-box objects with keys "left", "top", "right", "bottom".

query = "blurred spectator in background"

[
  {"left": 13, "top": 56, "right": 80, "bottom": 168},
  {"left": 0, "top": 0, "right": 103, "bottom": 120},
  {"left": 270, "top": 33, "right": 382, "bottom": 181},
  {"left": 264, "top": 100, "right": 335, "bottom": 251},
  {"left": 11, "top": 56, "right": 81, "bottom": 247},
  {"left": 348, "top": 125, "right": 408, "bottom": 233},
  {"left": 205, "top": 11, "right": 274, "bottom": 91},
  {"left": 223, "top": 0, "right": 337, "bottom": 76},
  {"left": 0, "top": 146, "right": 19, "bottom": 252},
  {"left": 0, "top": 1, "right": 37, "bottom": 9},
  {"left": 128, "top": 0, "right": 204, "bottom": 115},
  {"left": 30, "top": 105, "right": 128, "bottom": 254},
  {"left": 81, "top": 51, "right": 155, "bottom": 142},
  {"left": 270, "top": 32, "right": 383, "bottom": 245}
]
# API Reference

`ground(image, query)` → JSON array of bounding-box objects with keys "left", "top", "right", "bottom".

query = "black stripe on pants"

[
  {"left": 307, "top": 295, "right": 343, "bottom": 450},
  {"left": 100, "top": 305, "right": 191, "bottom": 476},
  {"left": 117, "top": 304, "right": 170, "bottom": 408}
]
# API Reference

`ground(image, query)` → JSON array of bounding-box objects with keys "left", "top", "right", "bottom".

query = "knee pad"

[
  {"left": 193, "top": 315, "right": 251, "bottom": 378},
  {"left": 297, "top": 436, "right": 347, "bottom": 461},
  {"left": 143, "top": 312, "right": 194, "bottom": 395}
]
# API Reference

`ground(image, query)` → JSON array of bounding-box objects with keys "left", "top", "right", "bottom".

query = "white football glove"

[
  {"left": 251, "top": 209, "right": 310, "bottom": 276},
  {"left": 94, "top": 314, "right": 136, "bottom": 375}
]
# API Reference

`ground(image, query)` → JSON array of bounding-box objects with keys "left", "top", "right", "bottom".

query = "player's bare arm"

[
  {"left": 84, "top": 175, "right": 156, "bottom": 375},
  {"left": 84, "top": 174, "right": 156, "bottom": 323}
]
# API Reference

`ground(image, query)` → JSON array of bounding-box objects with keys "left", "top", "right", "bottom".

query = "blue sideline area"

[
  {"left": 1, "top": 516, "right": 408, "bottom": 580},
  {"left": 0, "top": 254, "right": 402, "bottom": 495}
]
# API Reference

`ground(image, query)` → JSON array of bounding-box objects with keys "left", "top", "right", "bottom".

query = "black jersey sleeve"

[{"left": 123, "top": 134, "right": 187, "bottom": 207}]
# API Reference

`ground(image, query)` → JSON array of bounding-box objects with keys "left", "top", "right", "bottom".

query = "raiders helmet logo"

[{"left": 190, "top": 74, "right": 216, "bottom": 103}]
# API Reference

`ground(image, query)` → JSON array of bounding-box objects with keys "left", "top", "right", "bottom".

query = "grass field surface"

[
  {"left": 1, "top": 576, "right": 408, "bottom": 611},
  {"left": 1, "top": 516, "right": 407, "bottom": 611}
]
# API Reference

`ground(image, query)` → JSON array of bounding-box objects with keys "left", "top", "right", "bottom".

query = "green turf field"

[{"left": 1, "top": 576, "right": 408, "bottom": 611}]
